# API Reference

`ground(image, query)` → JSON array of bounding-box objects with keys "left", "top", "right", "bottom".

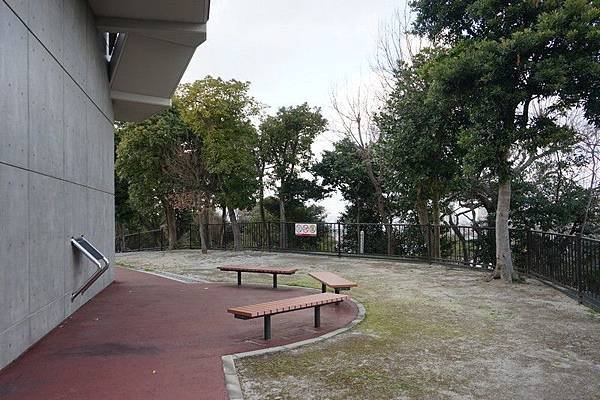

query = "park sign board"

[{"left": 295, "top": 223, "right": 317, "bottom": 237}]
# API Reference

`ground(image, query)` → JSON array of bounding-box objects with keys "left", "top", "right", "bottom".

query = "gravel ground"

[{"left": 117, "top": 250, "right": 600, "bottom": 400}]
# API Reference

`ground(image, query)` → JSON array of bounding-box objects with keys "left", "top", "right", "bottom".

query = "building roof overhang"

[{"left": 88, "top": 0, "right": 210, "bottom": 121}]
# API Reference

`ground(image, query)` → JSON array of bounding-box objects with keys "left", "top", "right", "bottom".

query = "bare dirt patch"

[{"left": 117, "top": 250, "right": 600, "bottom": 400}]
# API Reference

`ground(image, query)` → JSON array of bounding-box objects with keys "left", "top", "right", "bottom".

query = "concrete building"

[{"left": 0, "top": 0, "right": 209, "bottom": 369}]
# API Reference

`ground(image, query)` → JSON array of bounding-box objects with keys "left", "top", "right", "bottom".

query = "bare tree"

[
  {"left": 371, "top": 8, "right": 426, "bottom": 100},
  {"left": 331, "top": 85, "right": 395, "bottom": 253}
]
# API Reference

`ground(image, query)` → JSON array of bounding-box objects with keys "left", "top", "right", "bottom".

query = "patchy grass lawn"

[{"left": 117, "top": 250, "right": 600, "bottom": 400}]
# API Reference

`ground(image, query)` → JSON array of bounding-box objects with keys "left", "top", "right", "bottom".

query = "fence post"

[
  {"left": 160, "top": 228, "right": 164, "bottom": 251},
  {"left": 190, "top": 224, "right": 193, "bottom": 249},
  {"left": 576, "top": 233, "right": 583, "bottom": 304},
  {"left": 337, "top": 221, "right": 342, "bottom": 258},
  {"left": 267, "top": 222, "right": 272, "bottom": 251},
  {"left": 138, "top": 232, "right": 141, "bottom": 252}
]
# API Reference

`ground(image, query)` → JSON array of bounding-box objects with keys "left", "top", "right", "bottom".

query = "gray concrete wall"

[{"left": 0, "top": 0, "right": 115, "bottom": 369}]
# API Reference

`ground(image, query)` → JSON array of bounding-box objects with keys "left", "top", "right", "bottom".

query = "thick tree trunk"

[
  {"left": 115, "top": 223, "right": 125, "bottom": 252},
  {"left": 198, "top": 207, "right": 208, "bottom": 254},
  {"left": 279, "top": 197, "right": 287, "bottom": 249},
  {"left": 228, "top": 207, "right": 242, "bottom": 251},
  {"left": 163, "top": 200, "right": 177, "bottom": 250},
  {"left": 493, "top": 179, "right": 515, "bottom": 282}
]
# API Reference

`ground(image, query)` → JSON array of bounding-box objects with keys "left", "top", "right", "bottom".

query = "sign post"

[{"left": 359, "top": 230, "right": 364, "bottom": 254}]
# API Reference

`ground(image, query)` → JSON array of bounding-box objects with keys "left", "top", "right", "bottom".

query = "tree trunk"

[
  {"left": 279, "top": 197, "right": 287, "bottom": 249},
  {"left": 259, "top": 182, "right": 266, "bottom": 225},
  {"left": 259, "top": 181, "right": 267, "bottom": 248},
  {"left": 386, "top": 217, "right": 393, "bottom": 255},
  {"left": 415, "top": 186, "right": 430, "bottom": 254},
  {"left": 163, "top": 200, "right": 177, "bottom": 250},
  {"left": 431, "top": 190, "right": 441, "bottom": 259},
  {"left": 198, "top": 207, "right": 208, "bottom": 254},
  {"left": 356, "top": 195, "right": 361, "bottom": 251},
  {"left": 493, "top": 178, "right": 515, "bottom": 282},
  {"left": 220, "top": 206, "right": 226, "bottom": 248},
  {"left": 360, "top": 148, "right": 390, "bottom": 254},
  {"left": 228, "top": 207, "right": 242, "bottom": 251}
]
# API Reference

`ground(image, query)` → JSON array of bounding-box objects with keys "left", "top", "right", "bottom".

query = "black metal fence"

[{"left": 117, "top": 221, "right": 600, "bottom": 310}]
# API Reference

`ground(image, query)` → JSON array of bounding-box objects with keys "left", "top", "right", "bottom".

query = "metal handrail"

[{"left": 70, "top": 236, "right": 110, "bottom": 302}]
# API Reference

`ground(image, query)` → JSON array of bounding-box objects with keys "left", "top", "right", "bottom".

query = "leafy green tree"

[
  {"left": 411, "top": 0, "right": 600, "bottom": 281},
  {"left": 259, "top": 196, "right": 327, "bottom": 223},
  {"left": 314, "top": 138, "right": 382, "bottom": 224},
  {"left": 115, "top": 108, "right": 189, "bottom": 250},
  {"left": 260, "top": 103, "right": 327, "bottom": 247},
  {"left": 376, "top": 51, "right": 466, "bottom": 257},
  {"left": 176, "top": 77, "right": 261, "bottom": 250}
]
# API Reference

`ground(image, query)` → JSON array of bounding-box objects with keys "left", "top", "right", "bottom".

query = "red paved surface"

[{"left": 0, "top": 268, "right": 357, "bottom": 400}]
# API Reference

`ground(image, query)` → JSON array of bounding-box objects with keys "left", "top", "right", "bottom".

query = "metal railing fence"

[{"left": 117, "top": 221, "right": 600, "bottom": 310}]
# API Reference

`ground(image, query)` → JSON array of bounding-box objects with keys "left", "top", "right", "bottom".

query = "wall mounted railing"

[{"left": 71, "top": 236, "right": 110, "bottom": 301}]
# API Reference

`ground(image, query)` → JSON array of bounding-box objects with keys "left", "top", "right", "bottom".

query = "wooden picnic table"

[
  {"left": 308, "top": 271, "right": 357, "bottom": 294},
  {"left": 228, "top": 292, "right": 348, "bottom": 339},
  {"left": 218, "top": 265, "right": 297, "bottom": 288}
]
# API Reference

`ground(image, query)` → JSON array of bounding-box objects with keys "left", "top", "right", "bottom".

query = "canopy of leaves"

[
  {"left": 260, "top": 103, "right": 328, "bottom": 202},
  {"left": 115, "top": 108, "right": 189, "bottom": 214},
  {"left": 376, "top": 50, "right": 466, "bottom": 206},
  {"left": 412, "top": 0, "right": 599, "bottom": 179},
  {"left": 314, "top": 137, "right": 383, "bottom": 222},
  {"left": 176, "top": 76, "right": 261, "bottom": 210}
]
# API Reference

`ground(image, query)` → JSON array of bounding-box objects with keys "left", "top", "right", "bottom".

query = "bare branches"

[
  {"left": 330, "top": 84, "right": 379, "bottom": 150},
  {"left": 371, "top": 8, "right": 426, "bottom": 97}
]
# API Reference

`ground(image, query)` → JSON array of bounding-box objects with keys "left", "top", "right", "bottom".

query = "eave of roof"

[{"left": 88, "top": 0, "right": 210, "bottom": 122}]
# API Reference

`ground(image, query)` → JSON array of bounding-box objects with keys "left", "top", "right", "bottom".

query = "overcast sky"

[{"left": 182, "top": 0, "right": 405, "bottom": 221}]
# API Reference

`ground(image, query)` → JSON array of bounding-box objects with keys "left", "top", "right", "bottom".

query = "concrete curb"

[{"left": 221, "top": 298, "right": 366, "bottom": 400}]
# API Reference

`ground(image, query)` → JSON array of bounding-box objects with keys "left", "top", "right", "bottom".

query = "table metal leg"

[{"left": 237, "top": 271, "right": 242, "bottom": 286}]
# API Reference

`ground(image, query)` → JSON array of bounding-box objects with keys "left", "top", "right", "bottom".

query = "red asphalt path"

[{"left": 0, "top": 268, "right": 357, "bottom": 400}]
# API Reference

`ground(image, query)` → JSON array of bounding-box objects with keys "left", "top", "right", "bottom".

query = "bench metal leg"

[
  {"left": 314, "top": 306, "right": 321, "bottom": 328},
  {"left": 237, "top": 271, "right": 242, "bottom": 286},
  {"left": 321, "top": 283, "right": 327, "bottom": 293},
  {"left": 264, "top": 315, "right": 271, "bottom": 340},
  {"left": 273, "top": 274, "right": 278, "bottom": 289}
]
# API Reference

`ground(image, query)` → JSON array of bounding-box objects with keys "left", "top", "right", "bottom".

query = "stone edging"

[{"left": 221, "top": 298, "right": 366, "bottom": 400}]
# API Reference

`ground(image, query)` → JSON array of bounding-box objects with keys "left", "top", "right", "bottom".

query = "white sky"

[{"left": 182, "top": 0, "right": 405, "bottom": 221}]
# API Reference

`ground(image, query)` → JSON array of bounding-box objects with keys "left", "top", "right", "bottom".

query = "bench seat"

[
  {"left": 218, "top": 265, "right": 297, "bottom": 288},
  {"left": 308, "top": 272, "right": 357, "bottom": 294},
  {"left": 228, "top": 293, "right": 347, "bottom": 339}
]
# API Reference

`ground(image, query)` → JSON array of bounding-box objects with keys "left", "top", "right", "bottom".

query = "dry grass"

[{"left": 118, "top": 250, "right": 600, "bottom": 400}]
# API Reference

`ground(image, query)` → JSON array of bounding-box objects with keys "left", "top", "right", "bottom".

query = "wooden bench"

[
  {"left": 218, "top": 265, "right": 297, "bottom": 288},
  {"left": 228, "top": 293, "right": 348, "bottom": 339},
  {"left": 308, "top": 272, "right": 357, "bottom": 294}
]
